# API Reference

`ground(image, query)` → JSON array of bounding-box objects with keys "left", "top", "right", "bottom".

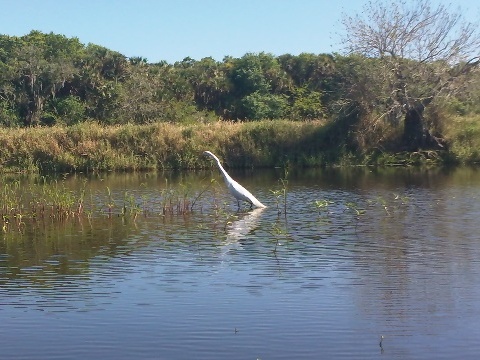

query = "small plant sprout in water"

[
  {"left": 122, "top": 190, "right": 142, "bottom": 220},
  {"left": 345, "top": 201, "right": 366, "bottom": 234},
  {"left": 314, "top": 199, "right": 334, "bottom": 217},
  {"left": 280, "top": 167, "right": 288, "bottom": 215},
  {"left": 270, "top": 167, "right": 289, "bottom": 216},
  {"left": 368, "top": 192, "right": 410, "bottom": 216},
  {"left": 393, "top": 192, "right": 410, "bottom": 206},
  {"left": 344, "top": 202, "right": 365, "bottom": 216},
  {"left": 268, "top": 221, "right": 291, "bottom": 254},
  {"left": 375, "top": 195, "right": 390, "bottom": 215},
  {"left": 105, "top": 186, "right": 116, "bottom": 218},
  {"left": 270, "top": 189, "right": 284, "bottom": 215}
]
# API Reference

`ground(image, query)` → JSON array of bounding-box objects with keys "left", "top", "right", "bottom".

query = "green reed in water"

[
  {"left": 158, "top": 178, "right": 195, "bottom": 216},
  {"left": 268, "top": 219, "right": 292, "bottom": 254},
  {"left": 0, "top": 177, "right": 213, "bottom": 233},
  {"left": 270, "top": 167, "right": 289, "bottom": 216},
  {"left": 1, "top": 179, "right": 82, "bottom": 232}
]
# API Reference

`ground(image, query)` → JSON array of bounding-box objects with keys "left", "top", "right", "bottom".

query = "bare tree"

[{"left": 340, "top": 0, "right": 480, "bottom": 150}]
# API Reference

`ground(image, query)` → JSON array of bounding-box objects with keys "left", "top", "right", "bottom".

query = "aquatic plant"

[
  {"left": 1, "top": 178, "right": 89, "bottom": 232},
  {"left": 268, "top": 220, "right": 292, "bottom": 254},
  {"left": 0, "top": 176, "right": 216, "bottom": 234},
  {"left": 270, "top": 167, "right": 289, "bottom": 216},
  {"left": 314, "top": 199, "right": 334, "bottom": 217},
  {"left": 344, "top": 202, "right": 366, "bottom": 216},
  {"left": 157, "top": 178, "right": 196, "bottom": 216}
]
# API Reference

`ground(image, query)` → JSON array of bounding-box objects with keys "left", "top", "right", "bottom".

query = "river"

[{"left": 1, "top": 167, "right": 480, "bottom": 359}]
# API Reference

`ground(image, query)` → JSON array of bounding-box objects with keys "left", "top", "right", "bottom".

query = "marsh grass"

[
  {"left": 0, "top": 120, "right": 337, "bottom": 174},
  {"left": 158, "top": 179, "right": 195, "bottom": 216},
  {"left": 314, "top": 199, "right": 334, "bottom": 217},
  {"left": 443, "top": 114, "right": 480, "bottom": 164},
  {"left": 312, "top": 192, "right": 410, "bottom": 235},
  {"left": 1, "top": 179, "right": 82, "bottom": 232},
  {"left": 0, "top": 177, "right": 213, "bottom": 233},
  {"left": 1, "top": 115, "right": 479, "bottom": 174},
  {"left": 268, "top": 219, "right": 293, "bottom": 254}
]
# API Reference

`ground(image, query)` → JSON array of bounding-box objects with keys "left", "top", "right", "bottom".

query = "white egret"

[{"left": 203, "top": 151, "right": 266, "bottom": 209}]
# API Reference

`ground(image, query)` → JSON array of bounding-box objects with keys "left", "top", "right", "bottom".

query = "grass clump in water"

[{"left": 0, "top": 176, "right": 214, "bottom": 234}]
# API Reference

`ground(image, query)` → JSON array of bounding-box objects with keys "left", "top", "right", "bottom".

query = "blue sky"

[{"left": 1, "top": 0, "right": 478, "bottom": 64}]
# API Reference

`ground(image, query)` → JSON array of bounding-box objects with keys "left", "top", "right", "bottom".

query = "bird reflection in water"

[{"left": 225, "top": 207, "right": 266, "bottom": 244}]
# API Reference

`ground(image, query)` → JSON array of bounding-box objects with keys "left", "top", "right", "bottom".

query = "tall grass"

[
  {"left": 0, "top": 120, "right": 332, "bottom": 173},
  {"left": 443, "top": 114, "right": 480, "bottom": 164},
  {"left": 0, "top": 176, "right": 213, "bottom": 233},
  {"left": 0, "top": 116, "right": 478, "bottom": 174}
]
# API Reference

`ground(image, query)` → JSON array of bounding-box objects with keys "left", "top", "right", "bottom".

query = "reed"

[
  {"left": 1, "top": 115, "right": 478, "bottom": 175},
  {"left": 443, "top": 114, "right": 480, "bottom": 164},
  {"left": 314, "top": 199, "right": 334, "bottom": 217},
  {"left": 0, "top": 120, "right": 342, "bottom": 174},
  {"left": 0, "top": 177, "right": 214, "bottom": 233},
  {"left": 269, "top": 220, "right": 292, "bottom": 254},
  {"left": 270, "top": 167, "right": 289, "bottom": 216}
]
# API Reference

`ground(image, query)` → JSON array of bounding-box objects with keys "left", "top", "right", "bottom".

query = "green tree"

[
  {"left": 241, "top": 91, "right": 289, "bottom": 120},
  {"left": 0, "top": 35, "right": 21, "bottom": 126},
  {"left": 189, "top": 57, "right": 231, "bottom": 114},
  {"left": 114, "top": 60, "right": 173, "bottom": 123},
  {"left": 226, "top": 52, "right": 291, "bottom": 119},
  {"left": 53, "top": 95, "right": 86, "bottom": 125},
  {"left": 289, "top": 86, "right": 324, "bottom": 120},
  {"left": 75, "top": 44, "right": 128, "bottom": 122},
  {"left": 5, "top": 31, "right": 82, "bottom": 126}
]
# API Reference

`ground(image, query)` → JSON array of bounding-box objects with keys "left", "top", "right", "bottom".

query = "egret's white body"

[{"left": 203, "top": 151, "right": 266, "bottom": 209}]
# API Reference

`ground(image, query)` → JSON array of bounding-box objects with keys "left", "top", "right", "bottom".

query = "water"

[{"left": 1, "top": 167, "right": 480, "bottom": 359}]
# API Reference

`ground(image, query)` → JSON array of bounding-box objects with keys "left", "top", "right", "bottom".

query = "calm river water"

[{"left": 1, "top": 167, "right": 480, "bottom": 359}]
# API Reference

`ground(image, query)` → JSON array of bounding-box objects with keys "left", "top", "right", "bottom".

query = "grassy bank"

[
  {"left": 0, "top": 116, "right": 479, "bottom": 174},
  {"left": 0, "top": 120, "right": 341, "bottom": 173},
  {"left": 443, "top": 114, "right": 480, "bottom": 165}
]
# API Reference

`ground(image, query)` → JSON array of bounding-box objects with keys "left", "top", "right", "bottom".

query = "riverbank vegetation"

[
  {"left": 0, "top": 0, "right": 479, "bottom": 173},
  {"left": 0, "top": 115, "right": 479, "bottom": 174}
]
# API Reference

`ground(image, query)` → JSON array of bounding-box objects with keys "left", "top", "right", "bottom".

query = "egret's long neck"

[{"left": 211, "top": 155, "right": 234, "bottom": 185}]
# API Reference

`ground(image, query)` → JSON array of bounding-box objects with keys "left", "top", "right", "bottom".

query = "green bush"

[
  {"left": 55, "top": 96, "right": 86, "bottom": 125},
  {"left": 241, "top": 91, "right": 289, "bottom": 120}
]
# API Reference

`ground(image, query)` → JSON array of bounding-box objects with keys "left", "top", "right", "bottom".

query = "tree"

[
  {"left": 278, "top": 53, "right": 335, "bottom": 119},
  {"left": 241, "top": 91, "right": 288, "bottom": 120},
  {"left": 340, "top": 0, "right": 480, "bottom": 150},
  {"left": 77, "top": 44, "right": 129, "bottom": 122},
  {"left": 188, "top": 57, "right": 231, "bottom": 114},
  {"left": 10, "top": 31, "right": 83, "bottom": 125},
  {"left": 226, "top": 52, "right": 291, "bottom": 119}
]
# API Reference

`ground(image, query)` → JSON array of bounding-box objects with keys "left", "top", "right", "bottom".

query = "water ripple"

[{"left": 1, "top": 169, "right": 480, "bottom": 359}]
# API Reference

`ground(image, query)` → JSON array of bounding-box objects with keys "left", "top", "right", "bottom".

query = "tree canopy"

[
  {"left": 0, "top": 31, "right": 342, "bottom": 127},
  {"left": 0, "top": 1, "right": 479, "bottom": 154}
]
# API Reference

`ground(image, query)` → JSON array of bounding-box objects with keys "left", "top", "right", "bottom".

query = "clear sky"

[{"left": 0, "top": 0, "right": 478, "bottom": 64}]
